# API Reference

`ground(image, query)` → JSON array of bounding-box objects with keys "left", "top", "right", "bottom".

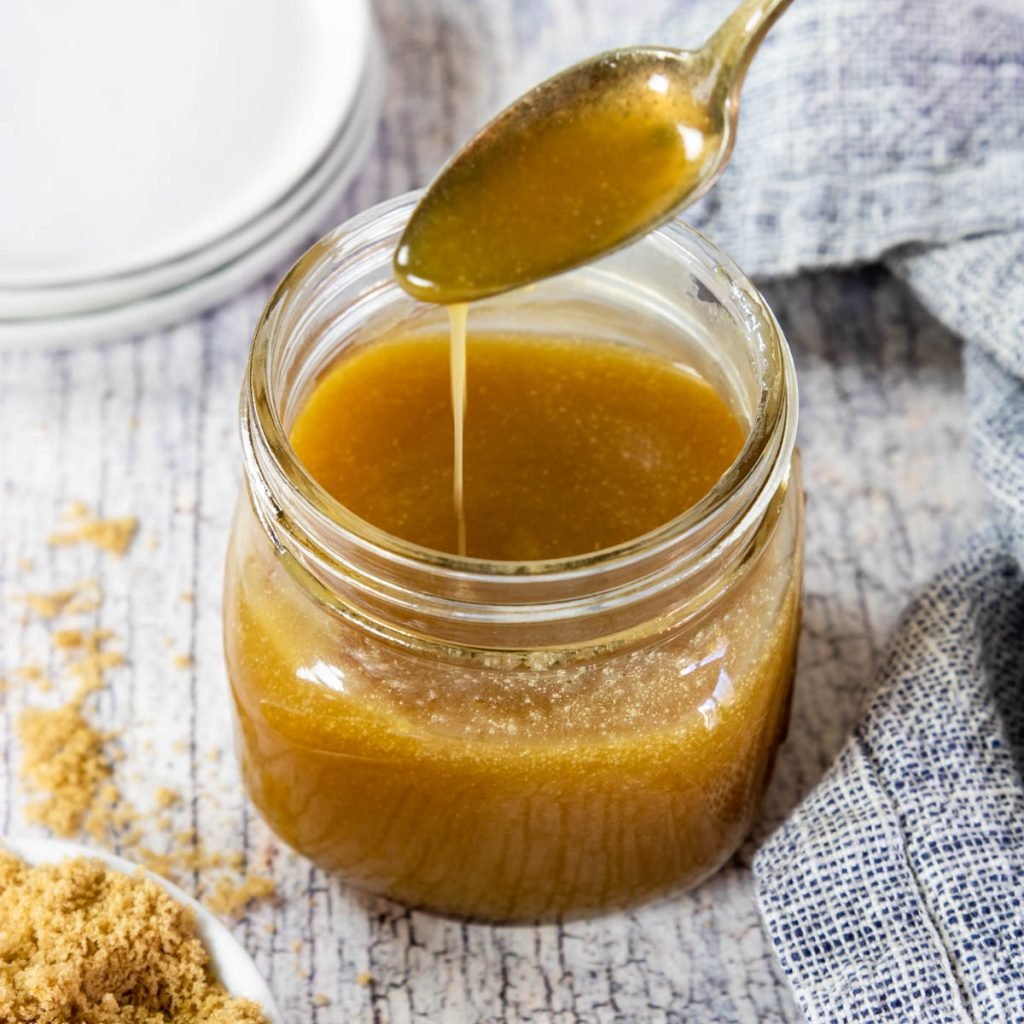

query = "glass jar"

[{"left": 224, "top": 192, "right": 803, "bottom": 922}]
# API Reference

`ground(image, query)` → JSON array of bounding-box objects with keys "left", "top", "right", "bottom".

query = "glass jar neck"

[{"left": 241, "top": 193, "right": 797, "bottom": 655}]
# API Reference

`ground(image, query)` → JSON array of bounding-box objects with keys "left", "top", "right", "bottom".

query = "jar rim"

[{"left": 245, "top": 189, "right": 797, "bottom": 590}]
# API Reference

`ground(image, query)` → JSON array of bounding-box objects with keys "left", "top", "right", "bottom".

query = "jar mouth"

[{"left": 246, "top": 190, "right": 796, "bottom": 589}]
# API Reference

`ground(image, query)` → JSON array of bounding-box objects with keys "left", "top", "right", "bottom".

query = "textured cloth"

[{"left": 682, "top": 1, "right": 1024, "bottom": 1021}]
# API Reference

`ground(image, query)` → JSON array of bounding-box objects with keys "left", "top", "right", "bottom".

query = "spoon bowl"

[{"left": 394, "top": 0, "right": 791, "bottom": 304}]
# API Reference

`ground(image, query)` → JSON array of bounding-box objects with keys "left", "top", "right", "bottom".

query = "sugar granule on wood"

[
  {"left": 0, "top": 850, "right": 269, "bottom": 1024},
  {"left": 19, "top": 587, "right": 78, "bottom": 619},
  {"left": 18, "top": 696, "right": 112, "bottom": 837},
  {"left": 19, "top": 579, "right": 102, "bottom": 620},
  {"left": 48, "top": 505, "right": 137, "bottom": 557},
  {"left": 154, "top": 786, "right": 180, "bottom": 810},
  {"left": 204, "top": 875, "right": 278, "bottom": 918},
  {"left": 52, "top": 627, "right": 85, "bottom": 648},
  {"left": 13, "top": 623, "right": 130, "bottom": 842}
]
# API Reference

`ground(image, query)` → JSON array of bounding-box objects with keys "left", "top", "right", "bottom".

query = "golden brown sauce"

[
  {"left": 227, "top": 558, "right": 800, "bottom": 921},
  {"left": 394, "top": 51, "right": 720, "bottom": 304},
  {"left": 447, "top": 304, "right": 468, "bottom": 555},
  {"left": 225, "top": 331, "right": 803, "bottom": 919},
  {"left": 289, "top": 332, "right": 744, "bottom": 560}
]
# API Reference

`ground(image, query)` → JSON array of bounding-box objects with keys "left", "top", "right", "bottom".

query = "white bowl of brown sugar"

[{"left": 0, "top": 837, "right": 284, "bottom": 1024}]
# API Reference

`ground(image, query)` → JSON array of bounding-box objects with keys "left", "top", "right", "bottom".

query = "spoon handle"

[{"left": 704, "top": 0, "right": 794, "bottom": 97}]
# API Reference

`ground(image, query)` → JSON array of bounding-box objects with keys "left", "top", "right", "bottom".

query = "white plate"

[
  {"left": 2, "top": 836, "right": 284, "bottom": 1024},
  {"left": 0, "top": 0, "right": 371, "bottom": 286},
  {"left": 0, "top": 44, "right": 382, "bottom": 347},
  {"left": 0, "top": 36, "right": 381, "bottom": 322}
]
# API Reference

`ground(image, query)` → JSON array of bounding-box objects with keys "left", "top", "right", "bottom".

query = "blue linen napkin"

[{"left": 678, "top": 1, "right": 1024, "bottom": 1019}]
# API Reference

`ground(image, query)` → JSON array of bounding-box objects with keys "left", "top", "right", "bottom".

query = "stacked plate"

[{"left": 0, "top": 0, "right": 381, "bottom": 347}]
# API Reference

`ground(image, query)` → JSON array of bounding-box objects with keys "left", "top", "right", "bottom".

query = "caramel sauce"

[{"left": 288, "top": 332, "right": 744, "bottom": 560}]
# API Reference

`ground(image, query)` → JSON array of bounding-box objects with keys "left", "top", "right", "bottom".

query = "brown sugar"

[
  {"left": 19, "top": 579, "right": 102, "bottom": 620},
  {"left": 20, "top": 587, "right": 79, "bottom": 619},
  {"left": 153, "top": 786, "right": 180, "bottom": 810},
  {"left": 48, "top": 505, "right": 137, "bottom": 557},
  {"left": 10, "top": 513, "right": 277, "bottom": 926},
  {"left": 0, "top": 850, "right": 269, "bottom": 1024},
  {"left": 18, "top": 697, "right": 111, "bottom": 837},
  {"left": 204, "top": 875, "right": 278, "bottom": 918},
  {"left": 53, "top": 627, "right": 85, "bottom": 648}
]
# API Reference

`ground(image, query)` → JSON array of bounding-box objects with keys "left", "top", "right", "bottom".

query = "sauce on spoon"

[{"left": 394, "top": 0, "right": 791, "bottom": 304}]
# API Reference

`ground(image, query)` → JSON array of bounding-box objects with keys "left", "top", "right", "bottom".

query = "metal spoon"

[{"left": 394, "top": 0, "right": 793, "bottom": 305}]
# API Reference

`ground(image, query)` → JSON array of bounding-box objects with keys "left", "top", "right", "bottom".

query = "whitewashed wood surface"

[{"left": 0, "top": 2, "right": 985, "bottom": 1021}]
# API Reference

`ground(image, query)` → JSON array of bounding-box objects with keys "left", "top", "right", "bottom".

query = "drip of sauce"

[{"left": 447, "top": 303, "right": 469, "bottom": 556}]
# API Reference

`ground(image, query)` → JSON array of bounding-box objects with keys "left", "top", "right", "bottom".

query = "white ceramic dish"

[
  {"left": 0, "top": 0, "right": 372, "bottom": 286},
  {"left": 0, "top": 38, "right": 383, "bottom": 347},
  {"left": 2, "top": 836, "right": 284, "bottom": 1024},
  {"left": 0, "top": 39, "right": 382, "bottom": 325}
]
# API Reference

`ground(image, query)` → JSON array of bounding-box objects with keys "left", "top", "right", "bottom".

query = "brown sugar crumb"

[
  {"left": 224, "top": 851, "right": 246, "bottom": 872},
  {"left": 20, "top": 587, "right": 78, "bottom": 619},
  {"left": 181, "top": 591, "right": 196, "bottom": 604},
  {"left": 52, "top": 627, "right": 84, "bottom": 648},
  {"left": 66, "top": 636, "right": 125, "bottom": 699},
  {"left": 312, "top": 992, "right": 332, "bottom": 1008},
  {"left": 357, "top": 971, "right": 373, "bottom": 987},
  {"left": 173, "top": 653, "right": 195, "bottom": 670},
  {"left": 17, "top": 556, "right": 35, "bottom": 573},
  {"left": 18, "top": 696, "right": 111, "bottom": 837},
  {"left": 19, "top": 579, "right": 103, "bottom": 620},
  {"left": 139, "top": 848, "right": 176, "bottom": 879},
  {"left": 48, "top": 507, "right": 137, "bottom": 557},
  {"left": 17, "top": 631, "right": 130, "bottom": 839},
  {"left": 204, "top": 875, "right": 277, "bottom": 919},
  {"left": 66, "top": 580, "right": 103, "bottom": 615},
  {"left": 0, "top": 850, "right": 270, "bottom": 1024},
  {"left": 154, "top": 786, "right": 180, "bottom": 810},
  {"left": 13, "top": 664, "right": 53, "bottom": 692}
]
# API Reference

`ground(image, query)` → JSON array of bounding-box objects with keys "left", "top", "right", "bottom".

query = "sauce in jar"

[
  {"left": 226, "top": 243, "right": 803, "bottom": 918},
  {"left": 288, "top": 332, "right": 744, "bottom": 559}
]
